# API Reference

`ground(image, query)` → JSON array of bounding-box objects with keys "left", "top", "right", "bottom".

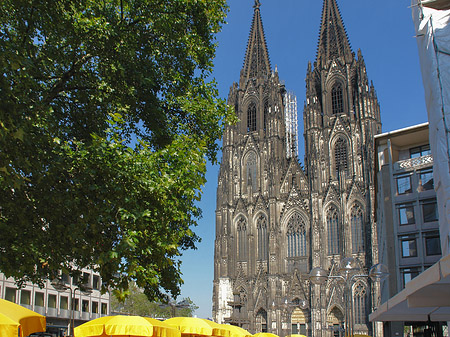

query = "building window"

[
  {"left": 82, "top": 300, "right": 89, "bottom": 312},
  {"left": 93, "top": 275, "right": 100, "bottom": 290},
  {"left": 353, "top": 283, "right": 366, "bottom": 325},
  {"left": 331, "top": 84, "right": 344, "bottom": 115},
  {"left": 398, "top": 203, "right": 415, "bottom": 225},
  {"left": 422, "top": 199, "right": 438, "bottom": 223},
  {"left": 92, "top": 301, "right": 99, "bottom": 314},
  {"left": 82, "top": 272, "right": 90, "bottom": 286},
  {"left": 351, "top": 206, "right": 364, "bottom": 253},
  {"left": 101, "top": 303, "right": 108, "bottom": 315},
  {"left": 48, "top": 294, "right": 57, "bottom": 308},
  {"left": 247, "top": 102, "right": 257, "bottom": 132},
  {"left": 419, "top": 169, "right": 434, "bottom": 191},
  {"left": 257, "top": 215, "right": 268, "bottom": 260},
  {"left": 246, "top": 152, "right": 257, "bottom": 191},
  {"left": 237, "top": 216, "right": 248, "bottom": 261},
  {"left": 410, "top": 144, "right": 431, "bottom": 158},
  {"left": 327, "top": 207, "right": 340, "bottom": 255},
  {"left": 287, "top": 212, "right": 307, "bottom": 257},
  {"left": 60, "top": 296, "right": 69, "bottom": 310},
  {"left": 400, "top": 236, "right": 418, "bottom": 258},
  {"left": 401, "top": 267, "right": 420, "bottom": 288},
  {"left": 5, "top": 287, "right": 16, "bottom": 302},
  {"left": 334, "top": 138, "right": 348, "bottom": 176},
  {"left": 20, "top": 290, "right": 31, "bottom": 305},
  {"left": 396, "top": 175, "right": 412, "bottom": 194},
  {"left": 35, "top": 292, "right": 45, "bottom": 307},
  {"left": 424, "top": 231, "right": 441, "bottom": 256}
]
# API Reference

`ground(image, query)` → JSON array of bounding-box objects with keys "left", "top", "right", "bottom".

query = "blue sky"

[{"left": 178, "top": 0, "right": 428, "bottom": 319}]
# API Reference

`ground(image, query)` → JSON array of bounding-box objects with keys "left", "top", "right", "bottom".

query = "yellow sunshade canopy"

[
  {"left": 202, "top": 319, "right": 231, "bottom": 337},
  {"left": 0, "top": 299, "right": 46, "bottom": 337},
  {"left": 164, "top": 317, "right": 213, "bottom": 336},
  {"left": 0, "top": 312, "right": 20, "bottom": 337},
  {"left": 253, "top": 333, "right": 279, "bottom": 337},
  {"left": 220, "top": 325, "right": 252, "bottom": 337},
  {"left": 74, "top": 315, "right": 181, "bottom": 337}
]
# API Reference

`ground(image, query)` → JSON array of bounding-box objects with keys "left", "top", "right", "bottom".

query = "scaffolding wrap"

[{"left": 284, "top": 91, "right": 299, "bottom": 159}]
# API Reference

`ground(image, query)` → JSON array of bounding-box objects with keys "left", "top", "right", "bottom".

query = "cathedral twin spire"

[{"left": 241, "top": 0, "right": 271, "bottom": 82}]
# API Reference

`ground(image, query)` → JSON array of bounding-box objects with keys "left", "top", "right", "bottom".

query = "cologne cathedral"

[{"left": 212, "top": 1, "right": 382, "bottom": 337}]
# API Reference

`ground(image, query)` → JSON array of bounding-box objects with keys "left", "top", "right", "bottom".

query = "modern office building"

[
  {"left": 0, "top": 269, "right": 110, "bottom": 337},
  {"left": 374, "top": 123, "right": 443, "bottom": 336}
]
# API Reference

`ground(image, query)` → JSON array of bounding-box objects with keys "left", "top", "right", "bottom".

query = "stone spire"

[
  {"left": 241, "top": 0, "right": 271, "bottom": 82},
  {"left": 316, "top": 0, "right": 353, "bottom": 67}
]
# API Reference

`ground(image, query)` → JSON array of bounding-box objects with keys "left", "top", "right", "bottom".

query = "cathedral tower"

[{"left": 213, "top": 1, "right": 381, "bottom": 336}]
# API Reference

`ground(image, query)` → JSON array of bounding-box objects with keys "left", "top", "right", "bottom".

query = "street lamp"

[
  {"left": 51, "top": 278, "right": 93, "bottom": 337},
  {"left": 308, "top": 258, "right": 388, "bottom": 337}
]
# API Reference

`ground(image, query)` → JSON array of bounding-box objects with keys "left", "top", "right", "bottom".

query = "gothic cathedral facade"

[{"left": 213, "top": 1, "right": 382, "bottom": 337}]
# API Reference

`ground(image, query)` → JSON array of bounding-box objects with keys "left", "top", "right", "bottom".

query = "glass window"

[
  {"left": 60, "top": 296, "right": 69, "bottom": 310},
  {"left": 5, "top": 287, "right": 16, "bottom": 302},
  {"left": 92, "top": 301, "right": 99, "bottom": 314},
  {"left": 422, "top": 199, "right": 438, "bottom": 222},
  {"left": 35, "top": 292, "right": 45, "bottom": 307},
  {"left": 401, "top": 267, "right": 420, "bottom": 288},
  {"left": 410, "top": 144, "right": 431, "bottom": 158},
  {"left": 351, "top": 206, "right": 364, "bottom": 253},
  {"left": 332, "top": 84, "right": 344, "bottom": 115},
  {"left": 20, "top": 290, "right": 31, "bottom": 305},
  {"left": 353, "top": 283, "right": 367, "bottom": 324},
  {"left": 401, "top": 236, "right": 417, "bottom": 257},
  {"left": 257, "top": 215, "right": 268, "bottom": 260},
  {"left": 425, "top": 232, "right": 441, "bottom": 256},
  {"left": 287, "top": 212, "right": 307, "bottom": 257},
  {"left": 398, "top": 203, "right": 415, "bottom": 225},
  {"left": 237, "top": 216, "right": 247, "bottom": 261},
  {"left": 334, "top": 138, "right": 348, "bottom": 176},
  {"left": 82, "top": 300, "right": 89, "bottom": 312},
  {"left": 419, "top": 169, "right": 434, "bottom": 191},
  {"left": 396, "top": 175, "right": 412, "bottom": 194},
  {"left": 101, "top": 303, "right": 108, "bottom": 315},
  {"left": 247, "top": 102, "right": 257, "bottom": 132},
  {"left": 327, "top": 207, "right": 340, "bottom": 255},
  {"left": 48, "top": 294, "right": 57, "bottom": 308},
  {"left": 93, "top": 275, "right": 100, "bottom": 290}
]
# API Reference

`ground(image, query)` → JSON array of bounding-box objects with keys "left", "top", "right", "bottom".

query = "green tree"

[
  {"left": 0, "top": 0, "right": 233, "bottom": 300},
  {"left": 111, "top": 284, "right": 198, "bottom": 318}
]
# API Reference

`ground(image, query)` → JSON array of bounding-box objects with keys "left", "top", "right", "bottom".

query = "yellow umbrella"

[
  {"left": 219, "top": 325, "right": 252, "bottom": 337},
  {"left": 253, "top": 333, "right": 279, "bottom": 337},
  {"left": 0, "top": 312, "right": 20, "bottom": 337},
  {"left": 287, "top": 334, "right": 307, "bottom": 337},
  {"left": 0, "top": 299, "right": 46, "bottom": 337},
  {"left": 74, "top": 315, "right": 181, "bottom": 337},
  {"left": 164, "top": 317, "right": 213, "bottom": 336},
  {"left": 202, "top": 320, "right": 231, "bottom": 337}
]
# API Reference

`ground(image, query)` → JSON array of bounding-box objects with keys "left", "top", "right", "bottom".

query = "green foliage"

[
  {"left": 0, "top": 0, "right": 234, "bottom": 300},
  {"left": 111, "top": 283, "right": 198, "bottom": 318}
]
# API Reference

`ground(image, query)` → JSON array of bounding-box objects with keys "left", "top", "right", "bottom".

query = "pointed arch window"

[
  {"left": 247, "top": 102, "right": 257, "bottom": 132},
  {"left": 353, "top": 283, "right": 367, "bottom": 324},
  {"left": 351, "top": 206, "right": 364, "bottom": 253},
  {"left": 257, "top": 215, "right": 268, "bottom": 260},
  {"left": 334, "top": 137, "right": 348, "bottom": 176},
  {"left": 237, "top": 216, "right": 248, "bottom": 261},
  {"left": 332, "top": 84, "right": 344, "bottom": 115},
  {"left": 287, "top": 212, "right": 307, "bottom": 257},
  {"left": 327, "top": 207, "right": 340, "bottom": 255},
  {"left": 246, "top": 152, "right": 257, "bottom": 191}
]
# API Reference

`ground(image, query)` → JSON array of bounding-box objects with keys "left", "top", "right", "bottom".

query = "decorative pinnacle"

[{"left": 254, "top": 0, "right": 261, "bottom": 9}]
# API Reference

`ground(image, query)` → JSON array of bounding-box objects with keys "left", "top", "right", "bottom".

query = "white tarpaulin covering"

[{"left": 412, "top": 0, "right": 450, "bottom": 256}]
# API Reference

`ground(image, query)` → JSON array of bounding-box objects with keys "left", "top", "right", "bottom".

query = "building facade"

[
  {"left": 212, "top": 1, "right": 382, "bottom": 337},
  {"left": 0, "top": 270, "right": 110, "bottom": 337},
  {"left": 374, "top": 123, "right": 442, "bottom": 336}
]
